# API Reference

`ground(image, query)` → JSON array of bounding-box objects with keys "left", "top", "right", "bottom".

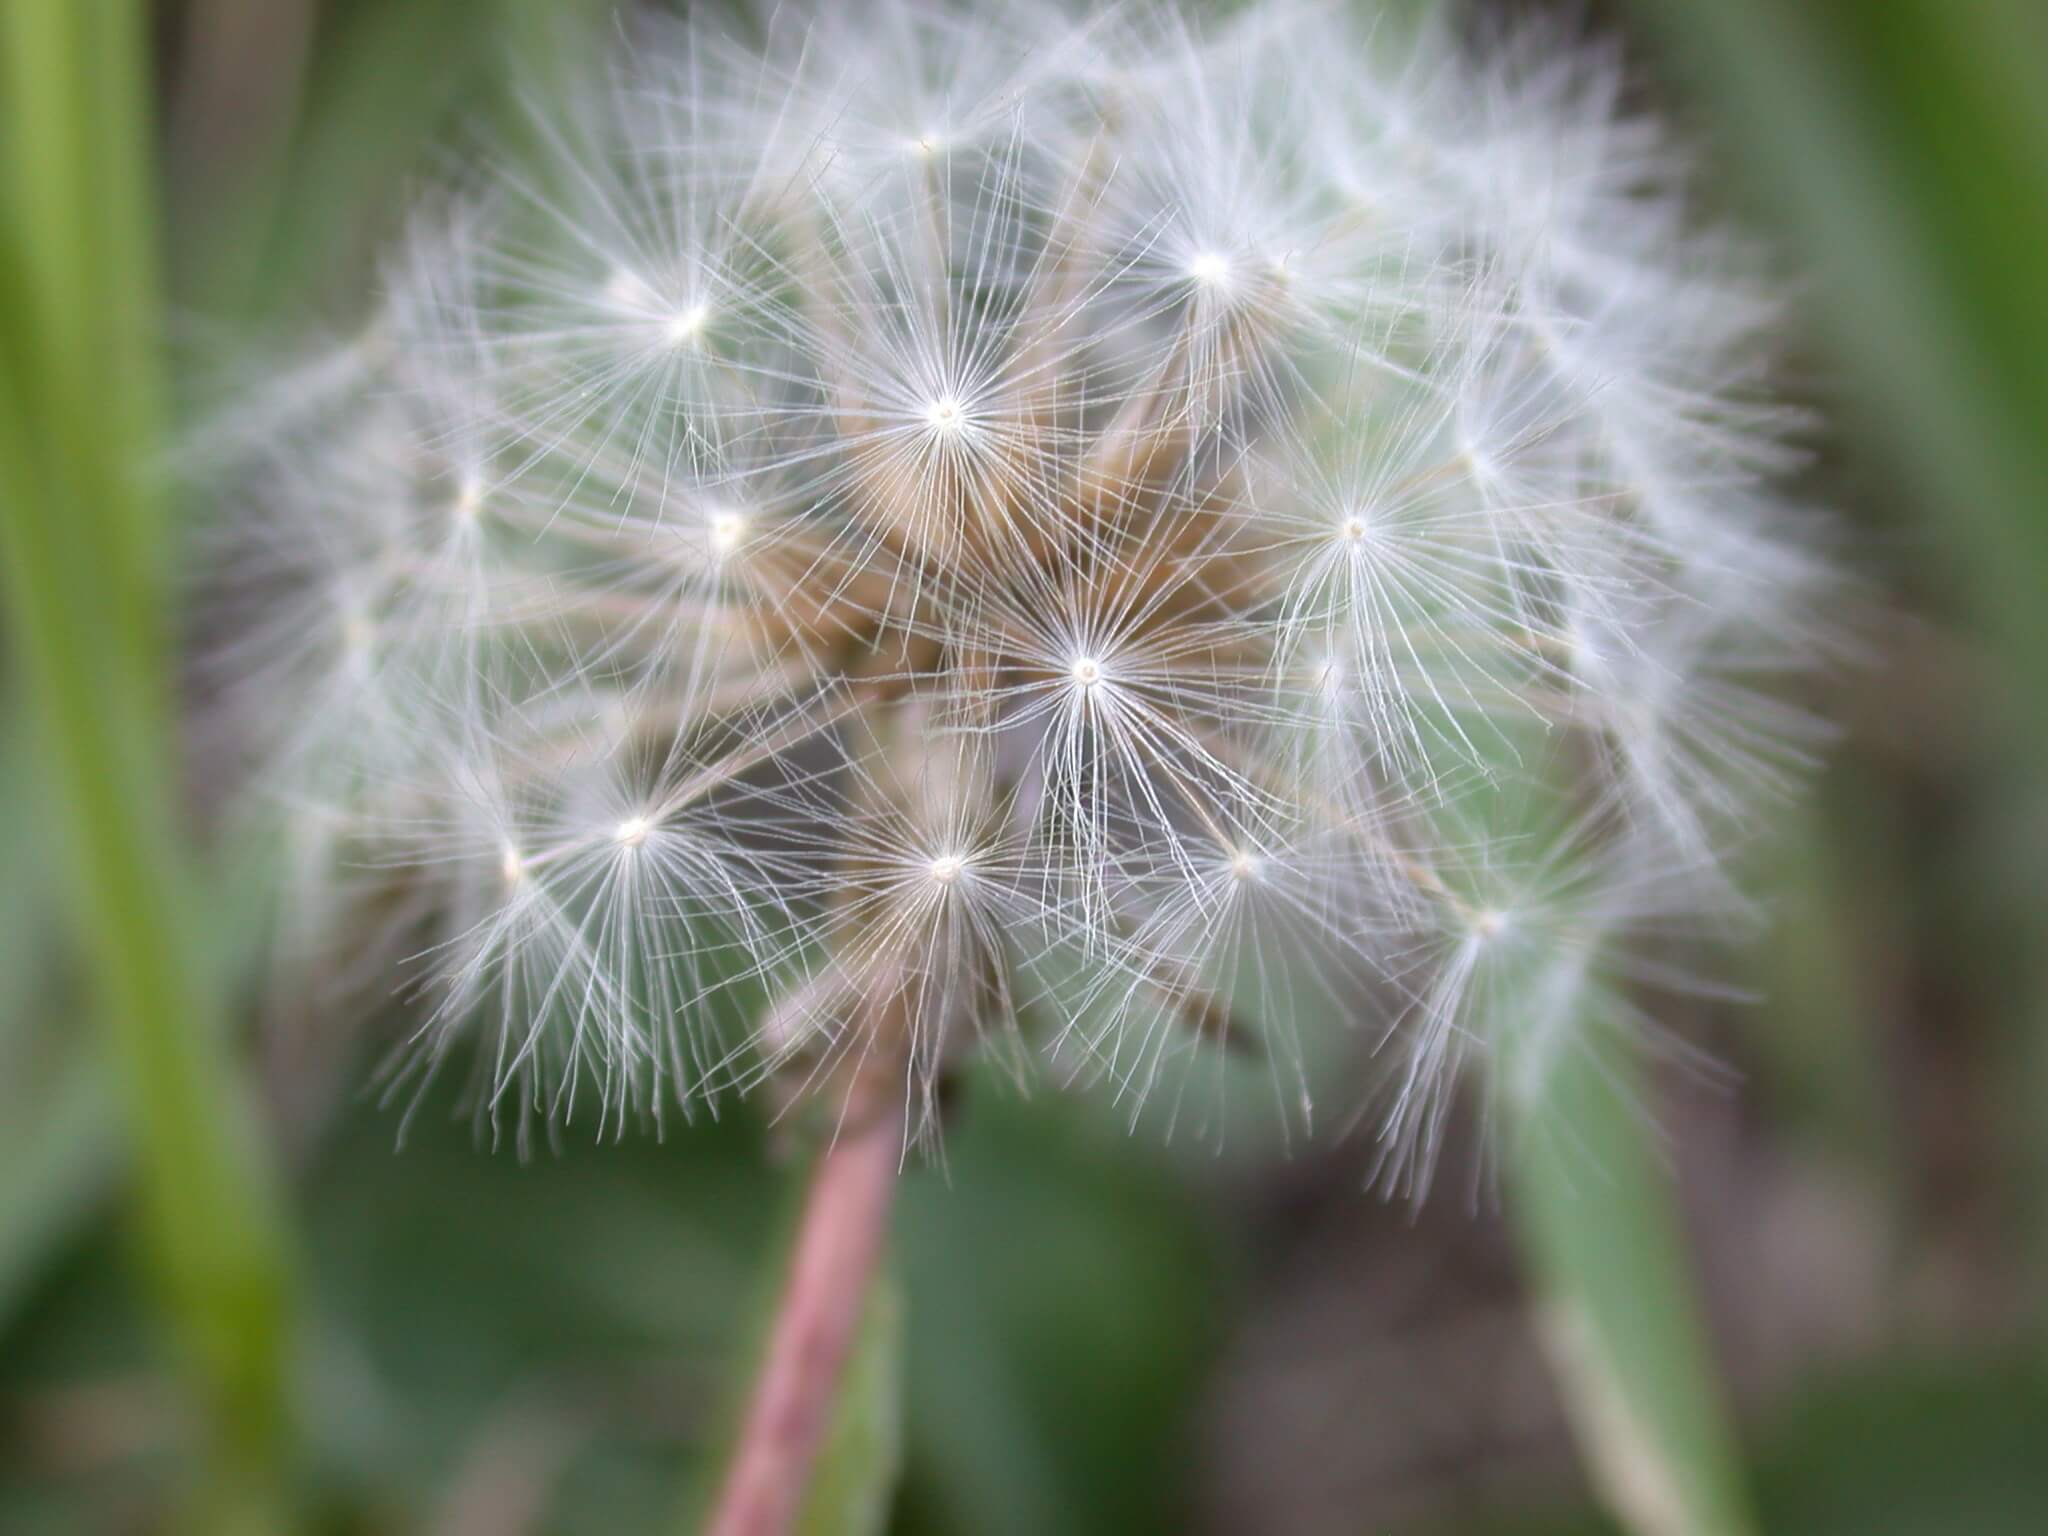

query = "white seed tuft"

[
  {"left": 706, "top": 508, "right": 746, "bottom": 556},
  {"left": 665, "top": 304, "right": 710, "bottom": 346},
  {"left": 1186, "top": 250, "right": 1233, "bottom": 288},
  {"left": 196, "top": 0, "right": 1835, "bottom": 1174}
]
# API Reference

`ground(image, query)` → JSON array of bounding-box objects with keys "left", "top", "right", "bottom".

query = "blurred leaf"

[
  {"left": 1504, "top": 1022, "right": 1755, "bottom": 1536},
  {"left": 1748, "top": 786, "right": 1898, "bottom": 1181},
  {"left": 293, "top": 1062, "right": 1223, "bottom": 1536},
  {"left": 301, "top": 1087, "right": 784, "bottom": 1529},
  {"left": 0, "top": 1046, "right": 116, "bottom": 1329},
  {"left": 0, "top": 1225, "right": 163, "bottom": 1536},
  {"left": 1743, "top": 1365, "right": 2048, "bottom": 1536},
  {"left": 892, "top": 1083, "right": 1227, "bottom": 1536},
  {"left": 1455, "top": 1365, "right": 2048, "bottom": 1536}
]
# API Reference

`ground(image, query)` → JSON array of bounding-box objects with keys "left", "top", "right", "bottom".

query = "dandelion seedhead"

[{"left": 197, "top": 1, "right": 1833, "bottom": 1178}]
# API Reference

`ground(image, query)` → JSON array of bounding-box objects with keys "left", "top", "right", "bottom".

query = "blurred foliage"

[
  {"left": 3, "top": 0, "right": 2048, "bottom": 1533},
  {"left": 0, "top": 1068, "right": 1225, "bottom": 1535},
  {"left": 1624, "top": 0, "right": 2048, "bottom": 714},
  {"left": 1458, "top": 1367, "right": 2048, "bottom": 1536},
  {"left": 0, "top": 717, "right": 117, "bottom": 1327},
  {"left": 1619, "top": 0, "right": 2048, "bottom": 1308}
]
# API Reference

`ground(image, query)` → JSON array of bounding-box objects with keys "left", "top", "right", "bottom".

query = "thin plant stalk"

[{"left": 706, "top": 1089, "right": 904, "bottom": 1536}]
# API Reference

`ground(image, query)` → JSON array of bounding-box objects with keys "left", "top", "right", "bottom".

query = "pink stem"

[{"left": 704, "top": 1103, "right": 902, "bottom": 1536}]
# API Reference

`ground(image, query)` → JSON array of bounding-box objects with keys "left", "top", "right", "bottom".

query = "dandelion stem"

[{"left": 706, "top": 1083, "right": 903, "bottom": 1536}]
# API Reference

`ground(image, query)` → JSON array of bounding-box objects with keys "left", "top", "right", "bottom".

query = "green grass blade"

[
  {"left": 0, "top": 2, "right": 297, "bottom": 1525},
  {"left": 1504, "top": 1022, "right": 1755, "bottom": 1536},
  {"left": 2, "top": 0, "right": 166, "bottom": 670},
  {"left": 0, "top": 309, "right": 297, "bottom": 1535}
]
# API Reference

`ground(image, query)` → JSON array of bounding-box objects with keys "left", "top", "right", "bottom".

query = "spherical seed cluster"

[{"left": 197, "top": 1, "right": 1831, "bottom": 1172}]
